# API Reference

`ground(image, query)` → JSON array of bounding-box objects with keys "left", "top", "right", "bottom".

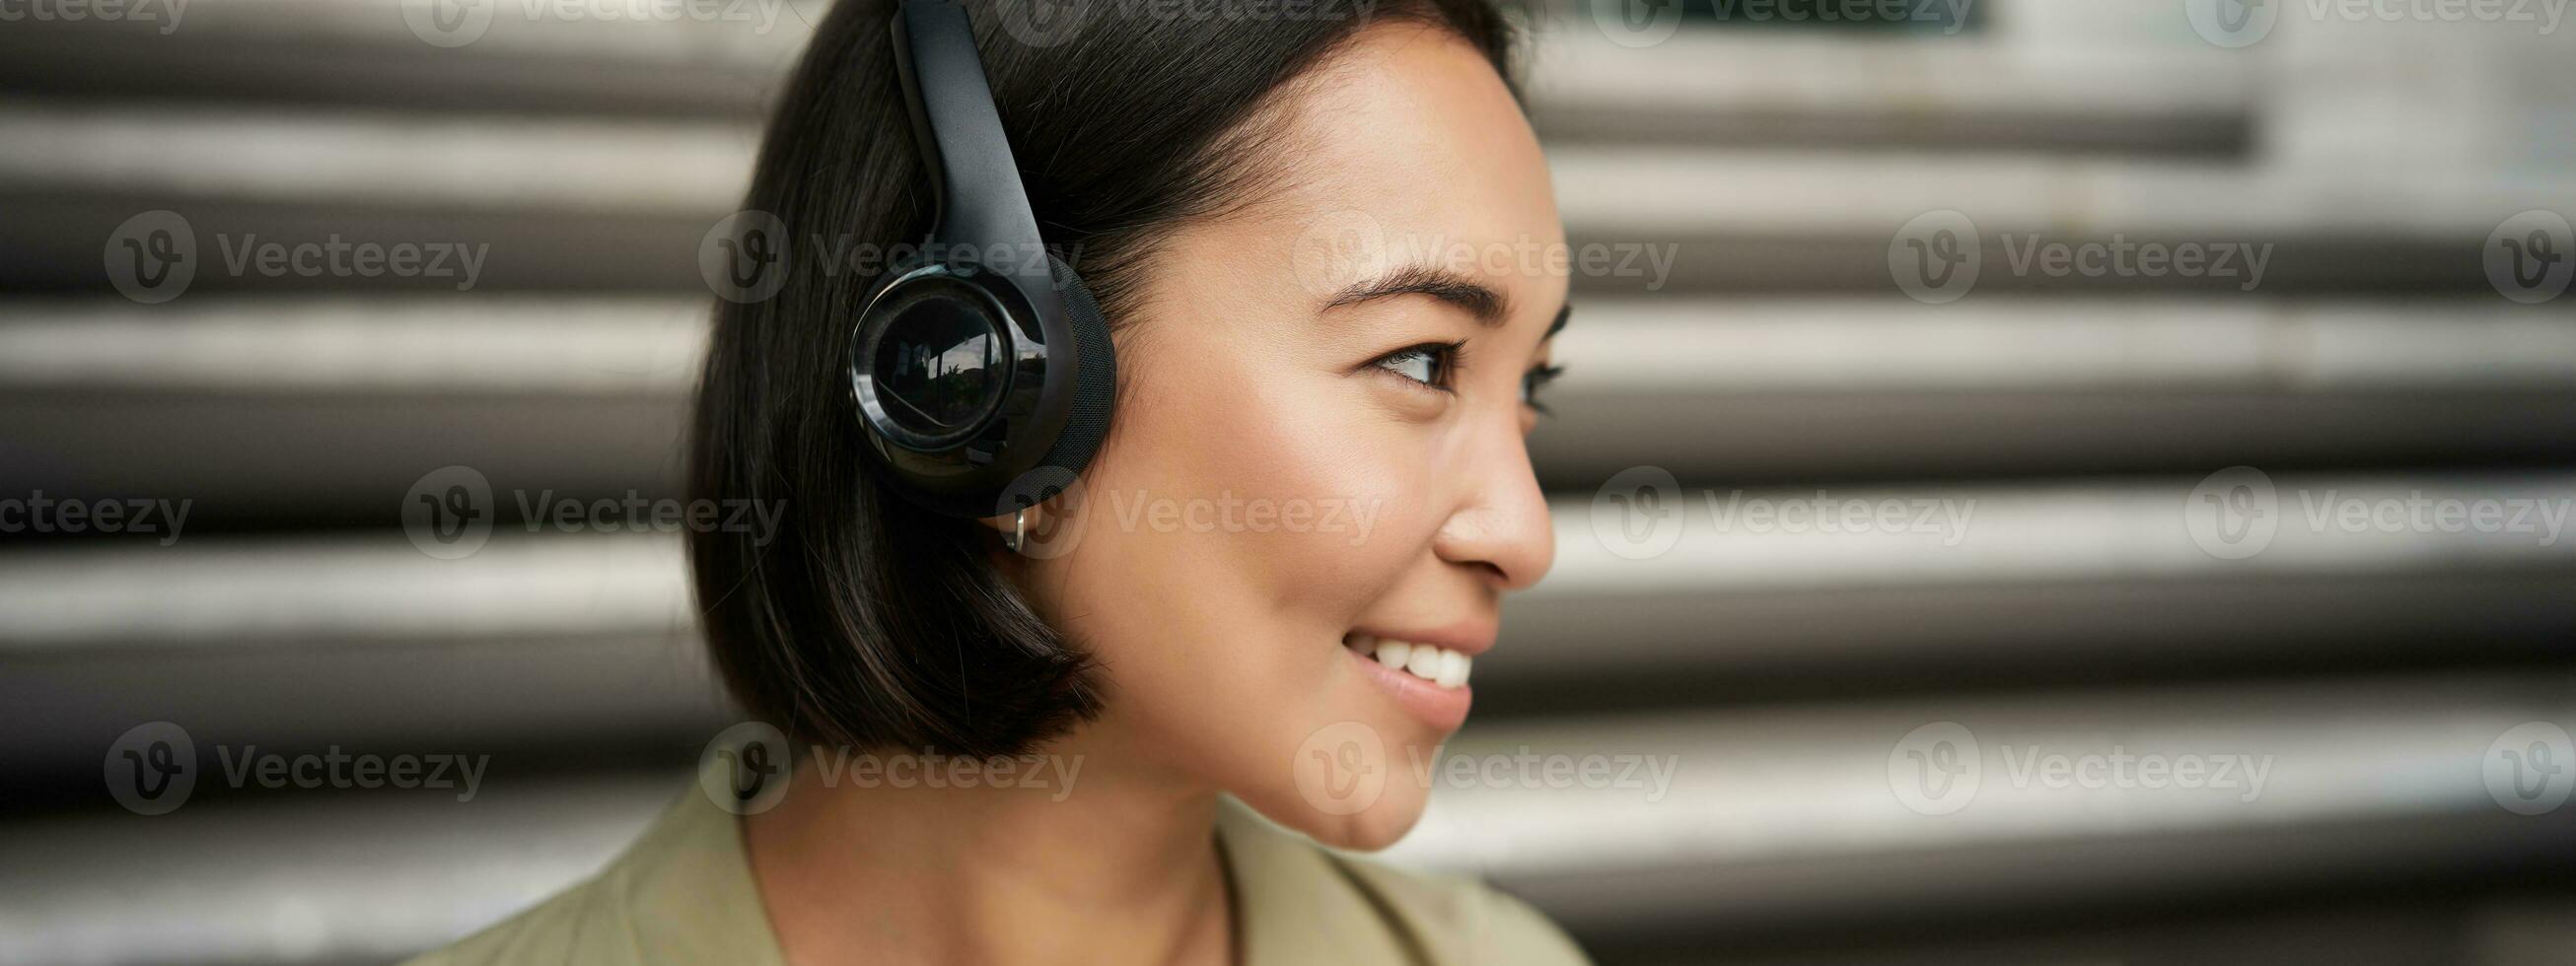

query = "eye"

[
  {"left": 1521, "top": 363, "right": 1565, "bottom": 415},
  {"left": 1370, "top": 342, "right": 1460, "bottom": 391}
]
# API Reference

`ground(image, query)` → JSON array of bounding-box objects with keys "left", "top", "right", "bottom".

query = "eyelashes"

[
  {"left": 1371, "top": 341, "right": 1462, "bottom": 390},
  {"left": 1521, "top": 363, "right": 1565, "bottom": 415},
  {"left": 1365, "top": 341, "right": 1563, "bottom": 415}
]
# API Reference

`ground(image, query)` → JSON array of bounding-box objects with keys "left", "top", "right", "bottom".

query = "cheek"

[
  {"left": 1020, "top": 324, "right": 1438, "bottom": 777},
  {"left": 1079, "top": 317, "right": 1433, "bottom": 615}
]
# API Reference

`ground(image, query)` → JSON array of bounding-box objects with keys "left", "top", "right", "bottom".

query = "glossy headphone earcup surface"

[{"left": 1006, "top": 254, "right": 1116, "bottom": 512}]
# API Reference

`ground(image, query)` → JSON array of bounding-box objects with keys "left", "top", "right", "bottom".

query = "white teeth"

[
  {"left": 1404, "top": 644, "right": 1444, "bottom": 679},
  {"left": 1434, "top": 649, "right": 1470, "bottom": 689},
  {"left": 1373, "top": 639, "right": 1411, "bottom": 669},
  {"left": 1367, "top": 637, "right": 1473, "bottom": 690}
]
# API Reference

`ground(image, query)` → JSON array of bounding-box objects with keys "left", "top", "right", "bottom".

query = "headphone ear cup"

[{"left": 1016, "top": 254, "right": 1116, "bottom": 507}]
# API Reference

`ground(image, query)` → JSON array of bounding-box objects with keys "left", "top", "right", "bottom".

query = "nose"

[{"left": 1432, "top": 424, "right": 1555, "bottom": 591}]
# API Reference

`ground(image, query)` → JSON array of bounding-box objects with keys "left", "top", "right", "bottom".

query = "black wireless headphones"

[{"left": 848, "top": 0, "right": 1116, "bottom": 518}]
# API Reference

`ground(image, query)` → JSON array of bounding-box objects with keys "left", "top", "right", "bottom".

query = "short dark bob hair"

[{"left": 689, "top": 0, "right": 1519, "bottom": 758}]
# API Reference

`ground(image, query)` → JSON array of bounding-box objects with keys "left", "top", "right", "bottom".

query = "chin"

[
  {"left": 1234, "top": 716, "right": 1444, "bottom": 852},
  {"left": 1244, "top": 779, "right": 1433, "bottom": 852},
  {"left": 1307, "top": 794, "right": 1430, "bottom": 851}
]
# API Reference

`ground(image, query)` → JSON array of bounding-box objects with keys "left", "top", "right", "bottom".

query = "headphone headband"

[
  {"left": 890, "top": 0, "right": 1047, "bottom": 271},
  {"left": 851, "top": 0, "right": 1117, "bottom": 519}
]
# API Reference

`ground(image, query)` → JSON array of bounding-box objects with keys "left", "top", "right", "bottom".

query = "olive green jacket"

[{"left": 407, "top": 788, "right": 1590, "bottom": 965}]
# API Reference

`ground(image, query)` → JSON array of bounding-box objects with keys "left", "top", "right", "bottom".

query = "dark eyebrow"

[{"left": 1324, "top": 263, "right": 1510, "bottom": 328}]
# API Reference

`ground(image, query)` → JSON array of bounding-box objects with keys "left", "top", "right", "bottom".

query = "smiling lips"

[{"left": 1345, "top": 633, "right": 1473, "bottom": 689}]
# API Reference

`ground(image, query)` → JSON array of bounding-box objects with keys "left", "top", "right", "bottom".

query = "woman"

[{"left": 418, "top": 0, "right": 1575, "bottom": 960}]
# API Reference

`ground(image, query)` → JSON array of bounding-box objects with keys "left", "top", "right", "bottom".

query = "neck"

[{"left": 743, "top": 727, "right": 1234, "bottom": 966}]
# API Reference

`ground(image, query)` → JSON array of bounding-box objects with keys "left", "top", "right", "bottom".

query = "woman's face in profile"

[{"left": 1011, "top": 25, "right": 1566, "bottom": 850}]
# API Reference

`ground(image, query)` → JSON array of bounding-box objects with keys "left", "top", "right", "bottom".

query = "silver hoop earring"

[{"left": 1003, "top": 508, "right": 1029, "bottom": 555}]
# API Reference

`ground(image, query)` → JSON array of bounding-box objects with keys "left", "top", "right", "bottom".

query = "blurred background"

[{"left": 5, "top": 0, "right": 2576, "bottom": 963}]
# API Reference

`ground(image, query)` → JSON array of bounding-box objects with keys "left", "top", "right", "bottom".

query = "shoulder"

[
  {"left": 1216, "top": 799, "right": 1591, "bottom": 966},
  {"left": 402, "top": 877, "right": 631, "bottom": 966},
  {"left": 403, "top": 790, "right": 784, "bottom": 966}
]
